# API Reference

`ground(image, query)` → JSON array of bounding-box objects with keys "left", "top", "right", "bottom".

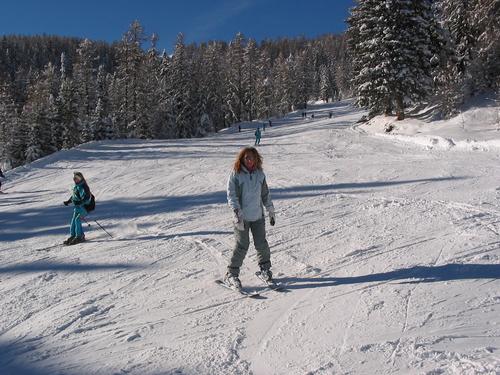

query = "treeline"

[
  {"left": 348, "top": 0, "right": 500, "bottom": 119},
  {"left": 0, "top": 24, "right": 350, "bottom": 169},
  {"left": 2, "top": 0, "right": 498, "bottom": 169}
]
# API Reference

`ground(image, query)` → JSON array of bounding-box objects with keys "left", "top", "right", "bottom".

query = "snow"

[
  {"left": 359, "top": 96, "right": 500, "bottom": 152},
  {"left": 1, "top": 100, "right": 500, "bottom": 374}
]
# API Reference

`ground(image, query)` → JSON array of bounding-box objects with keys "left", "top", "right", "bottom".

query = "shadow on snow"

[
  {"left": 279, "top": 263, "right": 500, "bottom": 290},
  {"left": 0, "top": 176, "right": 465, "bottom": 242},
  {"left": 0, "top": 261, "right": 141, "bottom": 274}
]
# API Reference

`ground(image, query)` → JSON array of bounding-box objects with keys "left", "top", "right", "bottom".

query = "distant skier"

[
  {"left": 269, "top": 119, "right": 272, "bottom": 127},
  {"left": 0, "top": 167, "right": 4, "bottom": 192},
  {"left": 63, "top": 171, "right": 92, "bottom": 245},
  {"left": 254, "top": 127, "right": 262, "bottom": 145},
  {"left": 225, "top": 146, "right": 276, "bottom": 289},
  {"left": 329, "top": 112, "right": 333, "bottom": 119}
]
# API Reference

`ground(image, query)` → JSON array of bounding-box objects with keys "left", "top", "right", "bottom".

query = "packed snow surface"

[{"left": 1, "top": 100, "right": 500, "bottom": 374}]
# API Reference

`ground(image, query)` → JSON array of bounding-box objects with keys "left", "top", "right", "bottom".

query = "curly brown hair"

[{"left": 233, "top": 147, "right": 263, "bottom": 172}]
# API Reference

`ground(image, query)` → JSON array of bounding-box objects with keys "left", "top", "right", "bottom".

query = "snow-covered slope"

[
  {"left": 1, "top": 101, "right": 499, "bottom": 375},
  {"left": 359, "top": 96, "right": 500, "bottom": 152}
]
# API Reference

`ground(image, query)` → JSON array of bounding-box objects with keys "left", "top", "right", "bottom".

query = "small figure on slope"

[
  {"left": 0, "top": 167, "right": 4, "bottom": 192},
  {"left": 63, "top": 171, "right": 92, "bottom": 245},
  {"left": 225, "top": 147, "right": 276, "bottom": 289},
  {"left": 254, "top": 127, "right": 262, "bottom": 146}
]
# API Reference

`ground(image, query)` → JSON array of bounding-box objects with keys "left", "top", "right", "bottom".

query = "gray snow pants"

[{"left": 228, "top": 218, "right": 271, "bottom": 276}]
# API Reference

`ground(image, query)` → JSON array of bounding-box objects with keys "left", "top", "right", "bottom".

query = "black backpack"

[
  {"left": 84, "top": 193, "right": 95, "bottom": 212},
  {"left": 81, "top": 182, "right": 95, "bottom": 212}
]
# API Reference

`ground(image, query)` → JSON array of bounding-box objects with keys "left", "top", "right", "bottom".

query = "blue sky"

[{"left": 0, "top": 0, "right": 355, "bottom": 52}]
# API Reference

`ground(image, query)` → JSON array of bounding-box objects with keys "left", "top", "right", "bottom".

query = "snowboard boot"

[
  {"left": 224, "top": 272, "right": 242, "bottom": 290},
  {"left": 63, "top": 236, "right": 75, "bottom": 245}
]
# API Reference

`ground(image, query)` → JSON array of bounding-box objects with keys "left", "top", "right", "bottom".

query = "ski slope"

[{"left": 1, "top": 100, "right": 499, "bottom": 374}]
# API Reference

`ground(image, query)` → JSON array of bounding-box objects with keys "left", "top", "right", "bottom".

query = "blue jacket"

[{"left": 70, "top": 181, "right": 91, "bottom": 207}]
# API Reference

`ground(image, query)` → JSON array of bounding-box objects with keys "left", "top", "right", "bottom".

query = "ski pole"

[{"left": 81, "top": 216, "right": 113, "bottom": 238}]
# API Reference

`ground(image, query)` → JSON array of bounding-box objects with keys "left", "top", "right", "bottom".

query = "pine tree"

[
  {"left": 93, "top": 65, "right": 113, "bottom": 140},
  {"left": 348, "top": 0, "right": 439, "bottom": 120},
  {"left": 58, "top": 57, "right": 80, "bottom": 149},
  {"left": 319, "top": 65, "right": 331, "bottom": 102},
  {"left": 226, "top": 33, "right": 246, "bottom": 123},
  {"left": 157, "top": 52, "right": 175, "bottom": 138},
  {"left": 114, "top": 20, "right": 147, "bottom": 137},
  {"left": 243, "top": 38, "right": 259, "bottom": 121},
  {"left": 471, "top": 0, "right": 500, "bottom": 89},
  {"left": 22, "top": 65, "right": 59, "bottom": 162},
  {"left": 137, "top": 35, "right": 161, "bottom": 139},
  {"left": 73, "top": 39, "right": 98, "bottom": 142},
  {"left": 201, "top": 42, "right": 227, "bottom": 132},
  {"left": 170, "top": 33, "right": 194, "bottom": 138},
  {"left": 441, "top": 0, "right": 477, "bottom": 76},
  {"left": 23, "top": 78, "right": 46, "bottom": 163},
  {"left": 273, "top": 54, "right": 295, "bottom": 115},
  {"left": 0, "top": 81, "right": 19, "bottom": 166},
  {"left": 255, "top": 49, "right": 274, "bottom": 119}
]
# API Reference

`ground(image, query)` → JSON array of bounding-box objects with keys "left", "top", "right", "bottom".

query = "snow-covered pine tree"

[
  {"left": 93, "top": 65, "right": 112, "bottom": 140},
  {"left": 226, "top": 32, "right": 246, "bottom": 124},
  {"left": 273, "top": 54, "right": 295, "bottom": 115},
  {"left": 170, "top": 33, "right": 194, "bottom": 138},
  {"left": 319, "top": 65, "right": 331, "bottom": 102},
  {"left": 295, "top": 50, "right": 312, "bottom": 109},
  {"left": 201, "top": 42, "right": 227, "bottom": 132},
  {"left": 311, "top": 43, "right": 329, "bottom": 101},
  {"left": 137, "top": 34, "right": 161, "bottom": 139},
  {"left": 0, "top": 81, "right": 28, "bottom": 168},
  {"left": 348, "top": 0, "right": 438, "bottom": 120},
  {"left": 23, "top": 73, "right": 49, "bottom": 163},
  {"left": 73, "top": 39, "right": 98, "bottom": 142},
  {"left": 440, "top": 0, "right": 477, "bottom": 77},
  {"left": 471, "top": 0, "right": 500, "bottom": 90},
  {"left": 58, "top": 54, "right": 80, "bottom": 149},
  {"left": 243, "top": 38, "right": 259, "bottom": 121},
  {"left": 188, "top": 44, "right": 205, "bottom": 137},
  {"left": 255, "top": 49, "right": 274, "bottom": 120},
  {"left": 157, "top": 52, "right": 175, "bottom": 138},
  {"left": 114, "top": 20, "right": 147, "bottom": 138},
  {"left": 0, "top": 81, "right": 18, "bottom": 166}
]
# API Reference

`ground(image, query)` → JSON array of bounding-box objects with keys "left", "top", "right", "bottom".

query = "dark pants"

[{"left": 228, "top": 218, "right": 271, "bottom": 276}]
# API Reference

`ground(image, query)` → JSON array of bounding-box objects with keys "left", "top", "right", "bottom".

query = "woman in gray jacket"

[{"left": 225, "top": 146, "right": 276, "bottom": 289}]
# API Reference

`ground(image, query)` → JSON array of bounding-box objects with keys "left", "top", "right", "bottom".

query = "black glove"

[
  {"left": 64, "top": 200, "right": 71, "bottom": 206},
  {"left": 269, "top": 209, "right": 276, "bottom": 226},
  {"left": 270, "top": 214, "right": 275, "bottom": 226}
]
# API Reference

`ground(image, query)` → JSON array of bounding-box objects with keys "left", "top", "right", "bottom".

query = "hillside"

[{"left": 1, "top": 100, "right": 499, "bottom": 374}]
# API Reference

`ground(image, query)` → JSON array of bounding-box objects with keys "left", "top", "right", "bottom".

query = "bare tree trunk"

[{"left": 396, "top": 94, "right": 405, "bottom": 120}]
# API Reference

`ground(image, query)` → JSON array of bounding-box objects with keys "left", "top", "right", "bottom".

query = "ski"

[
  {"left": 35, "top": 239, "right": 87, "bottom": 252},
  {"left": 255, "top": 272, "right": 287, "bottom": 292},
  {"left": 215, "top": 279, "right": 263, "bottom": 299},
  {"left": 35, "top": 243, "right": 62, "bottom": 252}
]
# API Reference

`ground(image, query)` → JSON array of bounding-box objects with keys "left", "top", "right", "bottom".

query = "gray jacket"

[{"left": 227, "top": 166, "right": 274, "bottom": 222}]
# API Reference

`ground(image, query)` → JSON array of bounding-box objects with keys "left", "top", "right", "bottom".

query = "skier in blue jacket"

[
  {"left": 63, "top": 171, "right": 91, "bottom": 245},
  {"left": 225, "top": 146, "right": 276, "bottom": 289},
  {"left": 254, "top": 127, "right": 262, "bottom": 145}
]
